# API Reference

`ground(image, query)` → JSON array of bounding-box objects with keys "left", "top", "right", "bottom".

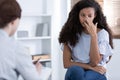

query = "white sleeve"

[
  {"left": 98, "top": 30, "right": 113, "bottom": 63},
  {"left": 15, "top": 43, "right": 41, "bottom": 80},
  {"left": 99, "top": 41, "right": 113, "bottom": 57},
  {"left": 60, "top": 43, "right": 73, "bottom": 51}
]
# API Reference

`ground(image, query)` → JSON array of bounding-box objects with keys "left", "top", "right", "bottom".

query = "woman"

[
  {"left": 0, "top": 0, "right": 41, "bottom": 80},
  {"left": 59, "top": 0, "right": 113, "bottom": 80}
]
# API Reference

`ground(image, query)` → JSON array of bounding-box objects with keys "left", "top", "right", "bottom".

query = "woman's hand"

[
  {"left": 83, "top": 18, "right": 97, "bottom": 36},
  {"left": 91, "top": 66, "right": 106, "bottom": 74}
]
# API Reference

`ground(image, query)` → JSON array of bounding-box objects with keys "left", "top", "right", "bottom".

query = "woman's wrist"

[
  {"left": 90, "top": 33, "right": 97, "bottom": 38},
  {"left": 87, "top": 64, "right": 93, "bottom": 70}
]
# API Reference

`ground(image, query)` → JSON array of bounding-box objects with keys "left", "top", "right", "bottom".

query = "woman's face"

[{"left": 79, "top": 7, "right": 96, "bottom": 27}]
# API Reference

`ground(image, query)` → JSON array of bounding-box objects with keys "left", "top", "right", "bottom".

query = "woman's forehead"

[{"left": 80, "top": 7, "right": 95, "bottom": 14}]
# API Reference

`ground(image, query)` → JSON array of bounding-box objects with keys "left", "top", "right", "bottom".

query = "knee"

[
  {"left": 65, "top": 65, "right": 85, "bottom": 80},
  {"left": 85, "top": 70, "right": 107, "bottom": 80},
  {"left": 68, "top": 65, "right": 83, "bottom": 70},
  {"left": 67, "top": 65, "right": 84, "bottom": 75}
]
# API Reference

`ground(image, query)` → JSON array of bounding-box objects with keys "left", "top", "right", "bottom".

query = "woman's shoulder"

[
  {"left": 97, "top": 29, "right": 109, "bottom": 36},
  {"left": 97, "top": 29, "right": 109, "bottom": 41}
]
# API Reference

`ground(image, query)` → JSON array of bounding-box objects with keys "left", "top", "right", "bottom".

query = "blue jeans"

[{"left": 65, "top": 65, "right": 107, "bottom": 80}]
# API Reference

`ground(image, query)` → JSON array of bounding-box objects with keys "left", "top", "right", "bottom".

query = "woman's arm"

[
  {"left": 63, "top": 44, "right": 92, "bottom": 69},
  {"left": 89, "top": 35, "right": 102, "bottom": 67},
  {"left": 63, "top": 44, "right": 106, "bottom": 74},
  {"left": 83, "top": 20, "right": 102, "bottom": 67}
]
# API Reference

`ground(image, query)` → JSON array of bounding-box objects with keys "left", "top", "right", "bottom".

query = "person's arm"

[
  {"left": 15, "top": 44, "right": 41, "bottom": 80},
  {"left": 63, "top": 44, "right": 92, "bottom": 69},
  {"left": 63, "top": 44, "right": 106, "bottom": 74},
  {"left": 89, "top": 35, "right": 102, "bottom": 67},
  {"left": 83, "top": 19, "right": 102, "bottom": 67}
]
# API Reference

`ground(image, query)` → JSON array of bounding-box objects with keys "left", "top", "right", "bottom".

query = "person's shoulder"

[
  {"left": 97, "top": 29, "right": 109, "bottom": 41},
  {"left": 98, "top": 29, "right": 109, "bottom": 36},
  {"left": 15, "top": 41, "right": 30, "bottom": 56}
]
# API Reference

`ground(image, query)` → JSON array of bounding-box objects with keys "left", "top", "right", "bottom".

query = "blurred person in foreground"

[{"left": 0, "top": 0, "right": 42, "bottom": 80}]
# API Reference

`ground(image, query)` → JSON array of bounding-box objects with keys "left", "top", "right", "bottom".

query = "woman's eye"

[
  {"left": 81, "top": 14, "right": 85, "bottom": 17},
  {"left": 88, "top": 15, "right": 92, "bottom": 18}
]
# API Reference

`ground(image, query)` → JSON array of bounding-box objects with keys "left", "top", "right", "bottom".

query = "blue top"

[
  {"left": 0, "top": 29, "right": 41, "bottom": 80},
  {"left": 62, "top": 29, "right": 113, "bottom": 67}
]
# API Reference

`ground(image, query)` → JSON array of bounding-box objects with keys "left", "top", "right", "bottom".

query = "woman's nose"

[{"left": 83, "top": 17, "right": 87, "bottom": 22}]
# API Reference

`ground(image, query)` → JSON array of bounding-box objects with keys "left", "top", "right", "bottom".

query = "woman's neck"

[{"left": 83, "top": 29, "right": 89, "bottom": 34}]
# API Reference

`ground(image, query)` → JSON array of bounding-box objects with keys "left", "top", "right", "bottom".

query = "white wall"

[
  {"left": 57, "top": 0, "right": 71, "bottom": 80},
  {"left": 107, "top": 39, "right": 120, "bottom": 80},
  {"left": 51, "top": 0, "right": 68, "bottom": 80}
]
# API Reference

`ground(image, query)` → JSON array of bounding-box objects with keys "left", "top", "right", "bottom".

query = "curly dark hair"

[{"left": 58, "top": 0, "right": 113, "bottom": 48}]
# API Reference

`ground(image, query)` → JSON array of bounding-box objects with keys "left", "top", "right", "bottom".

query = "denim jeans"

[{"left": 65, "top": 65, "right": 107, "bottom": 80}]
